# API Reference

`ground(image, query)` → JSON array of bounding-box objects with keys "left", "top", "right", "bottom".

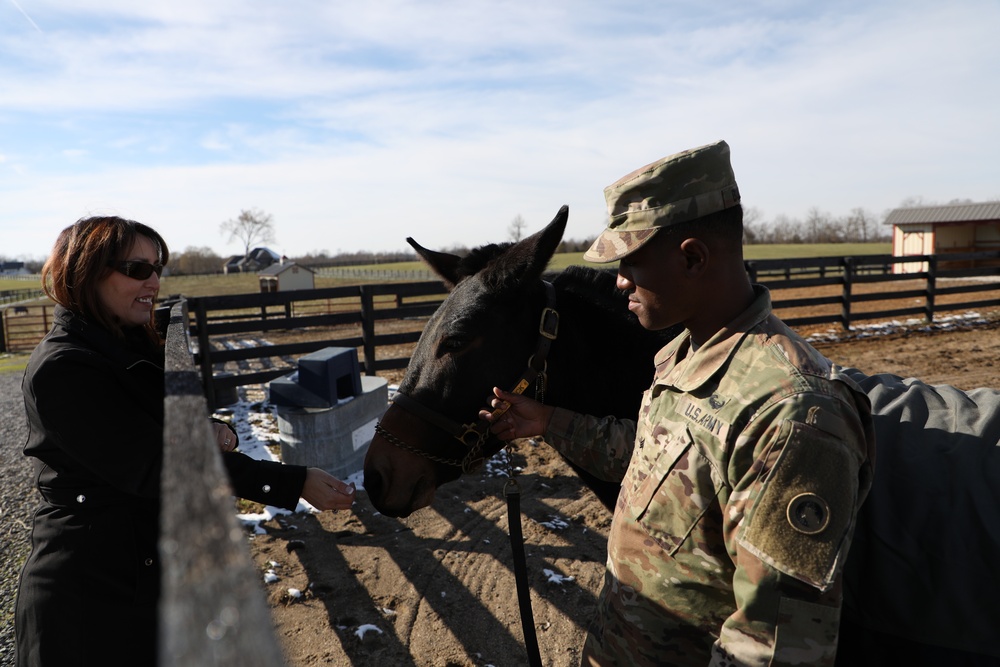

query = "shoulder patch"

[
  {"left": 786, "top": 493, "right": 831, "bottom": 535},
  {"left": 738, "top": 419, "right": 861, "bottom": 591}
]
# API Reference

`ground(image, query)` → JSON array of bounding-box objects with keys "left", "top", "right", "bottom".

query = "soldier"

[{"left": 482, "top": 140, "right": 876, "bottom": 666}]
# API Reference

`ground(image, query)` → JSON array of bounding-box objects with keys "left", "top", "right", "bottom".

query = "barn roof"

[
  {"left": 258, "top": 261, "right": 314, "bottom": 276},
  {"left": 886, "top": 201, "right": 1000, "bottom": 226}
]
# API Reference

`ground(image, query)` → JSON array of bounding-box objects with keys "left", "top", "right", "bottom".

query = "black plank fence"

[
  {"left": 4, "top": 252, "right": 1000, "bottom": 409},
  {"left": 186, "top": 280, "right": 448, "bottom": 409},
  {"left": 186, "top": 251, "right": 1000, "bottom": 409}
]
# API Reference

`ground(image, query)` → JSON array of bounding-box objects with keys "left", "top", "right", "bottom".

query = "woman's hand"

[
  {"left": 478, "top": 386, "right": 555, "bottom": 441},
  {"left": 301, "top": 468, "right": 356, "bottom": 511},
  {"left": 212, "top": 420, "right": 238, "bottom": 452}
]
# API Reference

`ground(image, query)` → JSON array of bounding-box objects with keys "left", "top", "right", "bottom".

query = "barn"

[
  {"left": 258, "top": 261, "right": 315, "bottom": 292},
  {"left": 887, "top": 200, "right": 1000, "bottom": 273}
]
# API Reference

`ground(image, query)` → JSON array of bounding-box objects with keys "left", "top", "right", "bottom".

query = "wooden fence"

[
  {"left": 160, "top": 300, "right": 286, "bottom": 666},
  {"left": 188, "top": 251, "right": 1000, "bottom": 409},
  {"left": 4, "top": 252, "right": 1000, "bottom": 406},
  {"left": 187, "top": 281, "right": 448, "bottom": 409},
  {"left": 0, "top": 304, "right": 53, "bottom": 354},
  {"left": 751, "top": 251, "right": 1000, "bottom": 330}
]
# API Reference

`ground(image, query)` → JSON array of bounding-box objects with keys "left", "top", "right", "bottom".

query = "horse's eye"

[{"left": 439, "top": 336, "right": 467, "bottom": 354}]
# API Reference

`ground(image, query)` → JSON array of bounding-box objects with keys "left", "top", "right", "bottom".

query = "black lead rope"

[
  {"left": 505, "top": 478, "right": 543, "bottom": 667},
  {"left": 385, "top": 281, "right": 559, "bottom": 666}
]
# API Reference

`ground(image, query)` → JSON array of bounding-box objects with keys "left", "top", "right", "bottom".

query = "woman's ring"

[{"left": 225, "top": 438, "right": 231, "bottom": 445}]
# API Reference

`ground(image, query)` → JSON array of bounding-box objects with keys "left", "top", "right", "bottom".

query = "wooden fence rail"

[
  {"left": 0, "top": 305, "right": 53, "bottom": 354},
  {"left": 160, "top": 300, "right": 285, "bottom": 666},
  {"left": 4, "top": 253, "right": 1000, "bottom": 408},
  {"left": 186, "top": 281, "right": 449, "bottom": 409},
  {"left": 188, "top": 251, "right": 1000, "bottom": 408},
  {"left": 751, "top": 252, "right": 1000, "bottom": 330},
  {"left": 0, "top": 288, "right": 45, "bottom": 304}
]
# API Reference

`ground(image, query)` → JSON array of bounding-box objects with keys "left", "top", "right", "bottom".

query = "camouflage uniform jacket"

[{"left": 545, "top": 286, "right": 875, "bottom": 666}]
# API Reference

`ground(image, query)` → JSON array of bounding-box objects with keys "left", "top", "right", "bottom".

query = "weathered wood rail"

[{"left": 160, "top": 299, "right": 285, "bottom": 666}]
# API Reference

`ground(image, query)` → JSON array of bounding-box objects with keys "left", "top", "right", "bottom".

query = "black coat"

[{"left": 15, "top": 306, "right": 307, "bottom": 667}]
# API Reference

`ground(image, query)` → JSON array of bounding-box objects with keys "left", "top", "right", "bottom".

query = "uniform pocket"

[{"left": 629, "top": 427, "right": 724, "bottom": 556}]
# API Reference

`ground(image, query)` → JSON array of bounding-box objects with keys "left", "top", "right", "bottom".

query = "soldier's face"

[{"left": 616, "top": 233, "right": 692, "bottom": 331}]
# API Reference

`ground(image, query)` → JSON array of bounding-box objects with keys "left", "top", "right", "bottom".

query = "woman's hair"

[{"left": 41, "top": 216, "right": 170, "bottom": 339}]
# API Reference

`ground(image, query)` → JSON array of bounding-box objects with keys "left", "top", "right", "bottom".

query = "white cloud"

[{"left": 2, "top": 0, "right": 1000, "bottom": 258}]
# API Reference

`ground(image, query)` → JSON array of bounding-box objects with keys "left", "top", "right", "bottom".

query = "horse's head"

[{"left": 364, "top": 207, "right": 569, "bottom": 517}]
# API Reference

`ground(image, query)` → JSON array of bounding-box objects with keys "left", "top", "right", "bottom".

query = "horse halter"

[{"left": 375, "top": 281, "right": 559, "bottom": 473}]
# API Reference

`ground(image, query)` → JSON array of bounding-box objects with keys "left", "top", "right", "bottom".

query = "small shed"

[
  {"left": 258, "top": 261, "right": 315, "bottom": 293},
  {"left": 886, "top": 201, "right": 1000, "bottom": 273}
]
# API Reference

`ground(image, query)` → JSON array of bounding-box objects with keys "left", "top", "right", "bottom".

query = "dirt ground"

[{"left": 242, "top": 316, "right": 1000, "bottom": 667}]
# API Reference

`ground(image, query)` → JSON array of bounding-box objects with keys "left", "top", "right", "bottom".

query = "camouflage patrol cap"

[{"left": 584, "top": 140, "right": 741, "bottom": 263}]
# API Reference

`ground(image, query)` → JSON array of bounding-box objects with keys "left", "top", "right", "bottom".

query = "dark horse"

[
  {"left": 364, "top": 206, "right": 676, "bottom": 515},
  {"left": 363, "top": 207, "right": 1000, "bottom": 665}
]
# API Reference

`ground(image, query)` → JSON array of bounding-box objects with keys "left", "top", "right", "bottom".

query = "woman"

[{"left": 15, "top": 216, "right": 355, "bottom": 667}]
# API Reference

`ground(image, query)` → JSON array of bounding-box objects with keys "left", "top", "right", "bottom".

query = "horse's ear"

[
  {"left": 407, "top": 238, "right": 463, "bottom": 289},
  {"left": 483, "top": 205, "right": 568, "bottom": 290}
]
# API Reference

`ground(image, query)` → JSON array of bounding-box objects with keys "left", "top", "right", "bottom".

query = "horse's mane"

[
  {"left": 547, "top": 265, "right": 627, "bottom": 321},
  {"left": 452, "top": 243, "right": 513, "bottom": 283}
]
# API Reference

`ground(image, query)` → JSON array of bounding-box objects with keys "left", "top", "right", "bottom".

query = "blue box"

[
  {"left": 270, "top": 347, "right": 363, "bottom": 408},
  {"left": 298, "top": 347, "right": 361, "bottom": 403}
]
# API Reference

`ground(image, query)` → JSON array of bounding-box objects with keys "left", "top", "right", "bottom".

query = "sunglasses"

[{"left": 110, "top": 260, "right": 164, "bottom": 280}]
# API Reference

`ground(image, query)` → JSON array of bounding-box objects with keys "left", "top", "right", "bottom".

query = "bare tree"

[
  {"left": 846, "top": 208, "right": 881, "bottom": 243},
  {"left": 742, "top": 206, "right": 763, "bottom": 244},
  {"left": 509, "top": 214, "right": 527, "bottom": 242},
  {"left": 897, "top": 196, "right": 928, "bottom": 209},
  {"left": 804, "top": 207, "right": 839, "bottom": 243},
  {"left": 770, "top": 214, "right": 804, "bottom": 244},
  {"left": 219, "top": 208, "right": 276, "bottom": 261}
]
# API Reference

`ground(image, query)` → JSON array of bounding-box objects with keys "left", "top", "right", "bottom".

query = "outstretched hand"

[
  {"left": 301, "top": 468, "right": 356, "bottom": 511},
  {"left": 211, "top": 420, "right": 238, "bottom": 453},
  {"left": 478, "top": 386, "right": 555, "bottom": 441}
]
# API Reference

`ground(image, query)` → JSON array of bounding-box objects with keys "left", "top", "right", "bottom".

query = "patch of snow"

[
  {"left": 537, "top": 515, "right": 569, "bottom": 530},
  {"left": 542, "top": 568, "right": 575, "bottom": 585},
  {"left": 355, "top": 624, "right": 383, "bottom": 640}
]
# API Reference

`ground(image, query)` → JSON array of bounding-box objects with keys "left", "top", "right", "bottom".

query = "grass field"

[
  {"left": 0, "top": 242, "right": 892, "bottom": 298},
  {"left": 304, "top": 242, "right": 892, "bottom": 274},
  {"left": 0, "top": 353, "right": 28, "bottom": 375}
]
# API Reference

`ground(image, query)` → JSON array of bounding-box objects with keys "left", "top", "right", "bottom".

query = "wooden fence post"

[
  {"left": 926, "top": 255, "right": 938, "bottom": 322},
  {"left": 840, "top": 257, "right": 854, "bottom": 331},
  {"left": 360, "top": 285, "right": 376, "bottom": 376},
  {"left": 192, "top": 299, "right": 217, "bottom": 411}
]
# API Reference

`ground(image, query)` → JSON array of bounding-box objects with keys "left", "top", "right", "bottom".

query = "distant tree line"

[
  {"left": 10, "top": 197, "right": 996, "bottom": 277},
  {"left": 742, "top": 206, "right": 890, "bottom": 244}
]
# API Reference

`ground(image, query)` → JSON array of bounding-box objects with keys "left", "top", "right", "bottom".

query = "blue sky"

[{"left": 2, "top": 1, "right": 999, "bottom": 261}]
